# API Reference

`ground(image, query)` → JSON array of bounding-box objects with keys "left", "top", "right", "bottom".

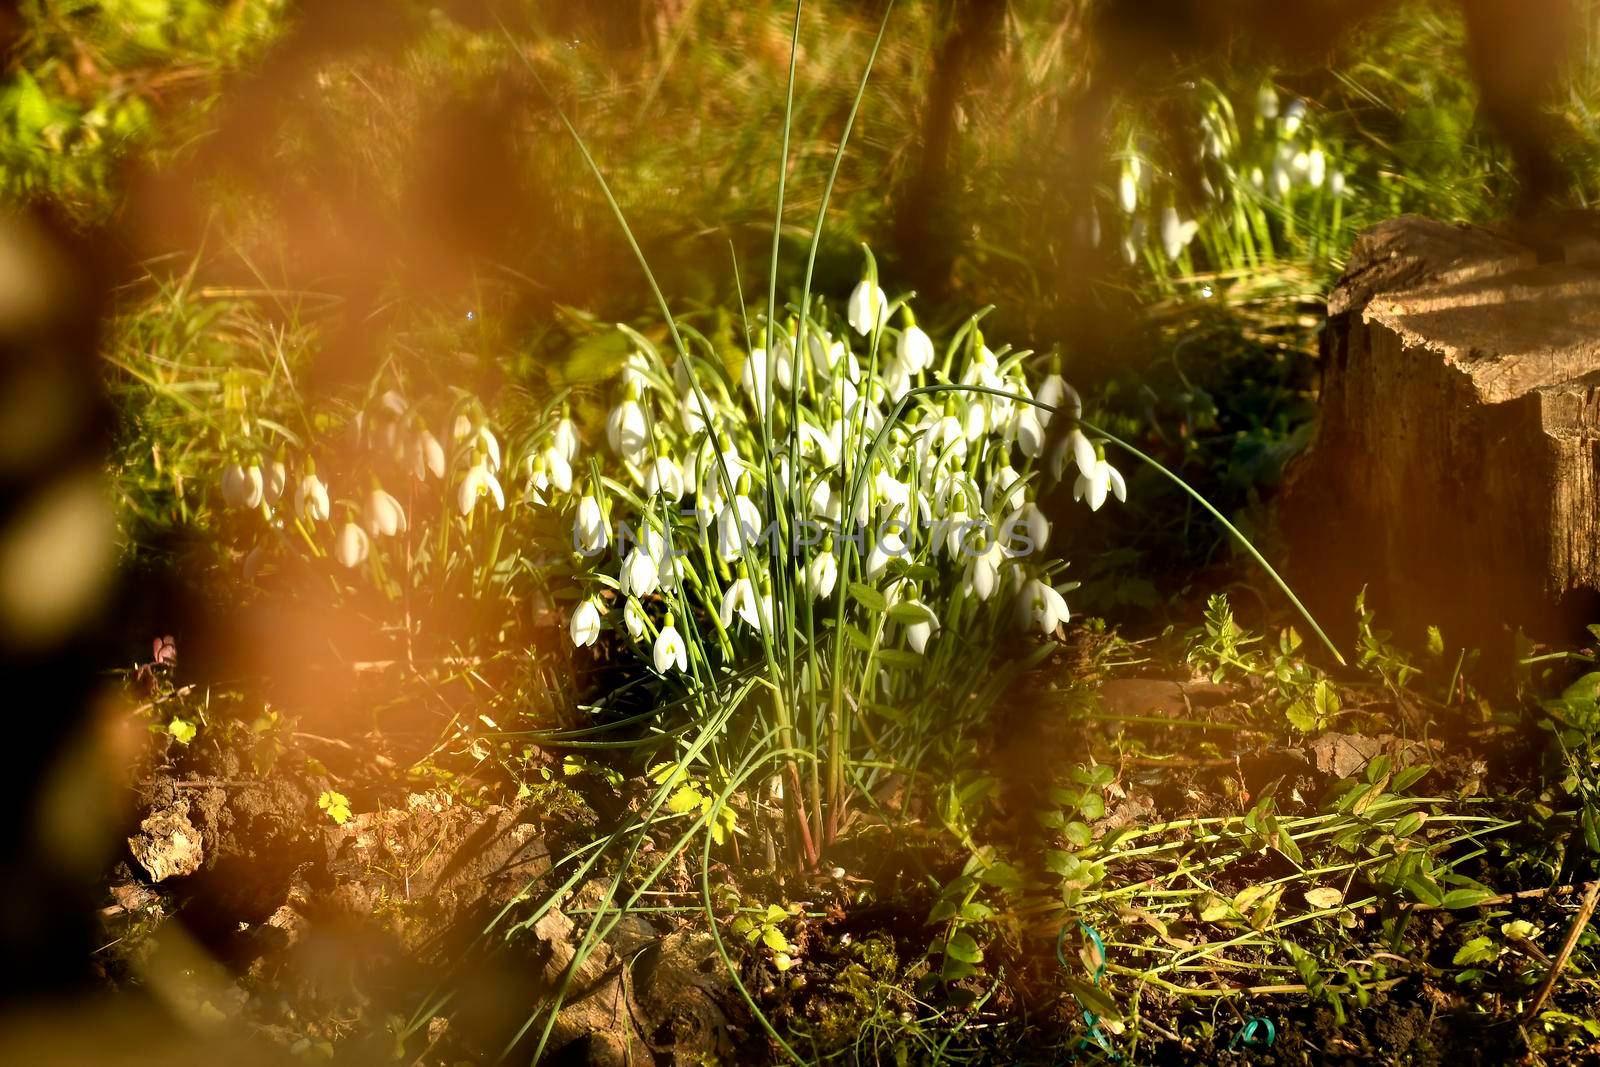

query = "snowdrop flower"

[
  {"left": 743, "top": 345, "right": 792, "bottom": 411},
  {"left": 1035, "top": 374, "right": 1068, "bottom": 426},
  {"left": 1003, "top": 500, "right": 1051, "bottom": 556},
  {"left": 552, "top": 417, "right": 580, "bottom": 463},
  {"left": 1159, "top": 207, "right": 1199, "bottom": 262},
  {"left": 296, "top": 471, "right": 330, "bottom": 522},
  {"left": 1121, "top": 216, "right": 1146, "bottom": 266},
  {"left": 607, "top": 392, "right": 649, "bottom": 462},
  {"left": 897, "top": 321, "right": 935, "bottom": 374},
  {"left": 571, "top": 597, "right": 604, "bottom": 647},
  {"left": 1329, "top": 171, "right": 1345, "bottom": 198},
  {"left": 413, "top": 428, "right": 446, "bottom": 481},
  {"left": 1013, "top": 406, "right": 1045, "bottom": 458},
  {"left": 334, "top": 522, "right": 370, "bottom": 569},
  {"left": 808, "top": 332, "right": 859, "bottom": 383},
  {"left": 644, "top": 455, "right": 685, "bottom": 500},
  {"left": 1257, "top": 83, "right": 1280, "bottom": 121},
  {"left": 1282, "top": 99, "right": 1306, "bottom": 137},
  {"left": 716, "top": 488, "right": 764, "bottom": 562},
  {"left": 847, "top": 279, "right": 887, "bottom": 336},
  {"left": 904, "top": 602, "right": 938, "bottom": 655},
  {"left": 221, "top": 462, "right": 264, "bottom": 510},
  {"left": 966, "top": 539, "right": 1006, "bottom": 601},
  {"left": 1016, "top": 578, "right": 1071, "bottom": 635},
  {"left": 457, "top": 461, "right": 505, "bottom": 515},
  {"left": 454, "top": 416, "right": 502, "bottom": 472},
  {"left": 575, "top": 494, "right": 608, "bottom": 555},
  {"left": 1073, "top": 453, "right": 1127, "bottom": 512},
  {"left": 1306, "top": 147, "right": 1327, "bottom": 189},
  {"left": 882, "top": 358, "right": 916, "bottom": 403},
  {"left": 1118, "top": 158, "right": 1140, "bottom": 214},
  {"left": 653, "top": 614, "right": 688, "bottom": 674},
  {"left": 985, "top": 464, "right": 1024, "bottom": 513},
  {"left": 864, "top": 525, "right": 907, "bottom": 580},
  {"left": 719, "top": 574, "right": 769, "bottom": 632},
  {"left": 364, "top": 488, "right": 407, "bottom": 537},
  {"left": 623, "top": 598, "right": 647, "bottom": 641},
  {"left": 621, "top": 539, "right": 660, "bottom": 598},
  {"left": 1271, "top": 159, "right": 1291, "bottom": 198},
  {"left": 620, "top": 350, "right": 655, "bottom": 392},
  {"left": 805, "top": 547, "right": 838, "bottom": 600}
]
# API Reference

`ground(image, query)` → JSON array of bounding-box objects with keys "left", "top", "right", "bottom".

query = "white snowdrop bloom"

[
  {"left": 847, "top": 279, "right": 888, "bottom": 336},
  {"left": 798, "top": 421, "right": 841, "bottom": 468},
  {"left": 543, "top": 446, "right": 574, "bottom": 494},
  {"left": 574, "top": 494, "right": 608, "bottom": 555},
  {"left": 874, "top": 469, "right": 915, "bottom": 521},
  {"left": 882, "top": 357, "right": 916, "bottom": 403},
  {"left": 1159, "top": 207, "right": 1199, "bottom": 262},
  {"left": 1328, "top": 171, "right": 1346, "bottom": 198},
  {"left": 864, "top": 526, "right": 907, "bottom": 580},
  {"left": 413, "top": 429, "right": 446, "bottom": 481},
  {"left": 607, "top": 396, "right": 649, "bottom": 461},
  {"left": 807, "top": 477, "right": 840, "bottom": 523},
  {"left": 334, "top": 522, "right": 370, "bottom": 569},
  {"left": 940, "top": 507, "right": 974, "bottom": 558},
  {"left": 263, "top": 460, "right": 287, "bottom": 504},
  {"left": 807, "top": 332, "right": 858, "bottom": 382},
  {"left": 620, "top": 350, "right": 654, "bottom": 391},
  {"left": 1306, "top": 148, "right": 1327, "bottom": 189},
  {"left": 1068, "top": 427, "right": 1098, "bottom": 475},
  {"left": 897, "top": 323, "right": 935, "bottom": 374},
  {"left": 1122, "top": 216, "right": 1146, "bottom": 266},
  {"left": 621, "top": 544, "right": 659, "bottom": 598},
  {"left": 552, "top": 418, "right": 580, "bottom": 463},
  {"left": 718, "top": 575, "right": 770, "bottom": 632},
  {"left": 743, "top": 345, "right": 792, "bottom": 411},
  {"left": 985, "top": 464, "right": 1024, "bottom": 512},
  {"left": 1258, "top": 83, "right": 1280, "bottom": 120},
  {"left": 1035, "top": 374, "right": 1068, "bottom": 426},
  {"left": 644, "top": 455, "right": 685, "bottom": 500},
  {"left": 1282, "top": 99, "right": 1306, "bottom": 137},
  {"left": 296, "top": 472, "right": 330, "bottom": 522},
  {"left": 1118, "top": 159, "right": 1140, "bottom": 214},
  {"left": 966, "top": 539, "right": 1006, "bottom": 602},
  {"left": 695, "top": 446, "right": 746, "bottom": 497},
  {"left": 903, "top": 602, "right": 938, "bottom": 654},
  {"left": 918, "top": 413, "right": 967, "bottom": 474},
  {"left": 454, "top": 416, "right": 502, "bottom": 472},
  {"left": 680, "top": 386, "right": 715, "bottom": 435},
  {"left": 716, "top": 493, "right": 764, "bottom": 562},
  {"left": 570, "top": 597, "right": 603, "bottom": 647},
  {"left": 221, "top": 463, "right": 264, "bottom": 510},
  {"left": 653, "top": 618, "right": 688, "bottom": 674},
  {"left": 364, "top": 488, "right": 408, "bottom": 537},
  {"left": 1073, "top": 456, "right": 1128, "bottom": 512},
  {"left": 1271, "top": 160, "right": 1292, "bottom": 198},
  {"left": 379, "top": 389, "right": 407, "bottom": 417},
  {"left": 1017, "top": 578, "right": 1071, "bottom": 635},
  {"left": 458, "top": 461, "right": 506, "bottom": 515},
  {"left": 623, "top": 598, "right": 647, "bottom": 641},
  {"left": 806, "top": 549, "right": 838, "bottom": 600},
  {"left": 1013, "top": 406, "right": 1046, "bottom": 458},
  {"left": 1003, "top": 500, "right": 1051, "bottom": 556}
]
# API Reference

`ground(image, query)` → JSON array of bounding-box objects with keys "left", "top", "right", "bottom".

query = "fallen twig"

[{"left": 1522, "top": 879, "right": 1599, "bottom": 1024}]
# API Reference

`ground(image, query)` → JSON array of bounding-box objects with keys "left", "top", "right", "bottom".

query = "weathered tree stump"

[{"left": 1280, "top": 214, "right": 1600, "bottom": 652}]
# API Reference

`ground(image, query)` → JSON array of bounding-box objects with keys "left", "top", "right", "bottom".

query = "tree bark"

[{"left": 1280, "top": 214, "right": 1600, "bottom": 653}]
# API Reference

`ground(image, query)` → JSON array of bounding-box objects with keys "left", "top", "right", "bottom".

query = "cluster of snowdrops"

[{"left": 212, "top": 257, "right": 1128, "bottom": 684}]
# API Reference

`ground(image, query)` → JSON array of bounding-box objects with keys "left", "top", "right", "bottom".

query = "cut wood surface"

[{"left": 1282, "top": 214, "right": 1600, "bottom": 651}]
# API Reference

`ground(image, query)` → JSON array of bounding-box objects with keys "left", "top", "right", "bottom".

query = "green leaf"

[
  {"left": 1425, "top": 625, "right": 1445, "bottom": 658},
  {"left": 887, "top": 601, "right": 937, "bottom": 627},
  {"left": 1062, "top": 821, "right": 1093, "bottom": 847},
  {"left": 1304, "top": 887, "right": 1345, "bottom": 909},
  {"left": 1391, "top": 765, "right": 1431, "bottom": 793},
  {"left": 848, "top": 582, "right": 887, "bottom": 614},
  {"left": 944, "top": 931, "right": 983, "bottom": 964},
  {"left": 1062, "top": 978, "right": 1121, "bottom": 1024},
  {"left": 842, "top": 623, "right": 875, "bottom": 653},
  {"left": 876, "top": 649, "right": 924, "bottom": 671},
  {"left": 761, "top": 926, "right": 792, "bottom": 953},
  {"left": 1440, "top": 889, "right": 1495, "bottom": 910},
  {"left": 1078, "top": 793, "right": 1106, "bottom": 820},
  {"left": 667, "top": 785, "right": 704, "bottom": 814},
  {"left": 1453, "top": 935, "right": 1499, "bottom": 966},
  {"left": 167, "top": 717, "right": 197, "bottom": 745},
  {"left": 317, "top": 790, "right": 351, "bottom": 826}
]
